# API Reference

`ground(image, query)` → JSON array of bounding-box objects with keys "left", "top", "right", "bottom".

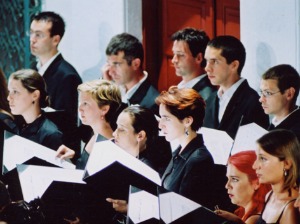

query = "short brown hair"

[{"left": 155, "top": 86, "right": 206, "bottom": 131}]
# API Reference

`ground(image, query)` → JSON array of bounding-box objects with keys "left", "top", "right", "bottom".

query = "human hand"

[
  {"left": 56, "top": 144, "right": 75, "bottom": 160},
  {"left": 106, "top": 198, "right": 128, "bottom": 213},
  {"left": 101, "top": 63, "right": 112, "bottom": 81},
  {"left": 215, "top": 208, "right": 243, "bottom": 224},
  {"left": 64, "top": 217, "right": 81, "bottom": 224}
]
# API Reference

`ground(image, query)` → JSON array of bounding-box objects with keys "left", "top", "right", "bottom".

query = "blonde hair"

[{"left": 77, "top": 80, "right": 122, "bottom": 123}]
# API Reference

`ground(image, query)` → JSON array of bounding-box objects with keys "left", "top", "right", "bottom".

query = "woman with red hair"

[{"left": 215, "top": 150, "right": 271, "bottom": 224}]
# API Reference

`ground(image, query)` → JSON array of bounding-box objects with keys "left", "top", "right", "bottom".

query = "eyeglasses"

[
  {"left": 28, "top": 31, "right": 46, "bottom": 40},
  {"left": 106, "top": 61, "right": 124, "bottom": 68},
  {"left": 259, "top": 90, "right": 281, "bottom": 98}
]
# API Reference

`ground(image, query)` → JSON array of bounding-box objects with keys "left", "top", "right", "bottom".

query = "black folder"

[
  {"left": 83, "top": 140, "right": 161, "bottom": 199},
  {"left": 16, "top": 164, "right": 89, "bottom": 223},
  {"left": 2, "top": 131, "right": 75, "bottom": 175},
  {"left": 127, "top": 186, "right": 231, "bottom": 224},
  {"left": 2, "top": 131, "right": 75, "bottom": 200}
]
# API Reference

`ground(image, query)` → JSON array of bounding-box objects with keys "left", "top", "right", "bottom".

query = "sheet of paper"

[
  {"left": 42, "top": 107, "right": 56, "bottom": 112},
  {"left": 17, "top": 164, "right": 85, "bottom": 202},
  {"left": 3, "top": 133, "right": 75, "bottom": 172},
  {"left": 198, "top": 127, "right": 233, "bottom": 165},
  {"left": 159, "top": 192, "right": 201, "bottom": 223},
  {"left": 231, "top": 123, "right": 268, "bottom": 155},
  {"left": 128, "top": 189, "right": 159, "bottom": 223},
  {"left": 85, "top": 140, "right": 161, "bottom": 186}
]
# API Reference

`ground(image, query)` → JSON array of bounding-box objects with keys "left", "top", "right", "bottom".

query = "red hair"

[{"left": 228, "top": 150, "right": 271, "bottom": 221}]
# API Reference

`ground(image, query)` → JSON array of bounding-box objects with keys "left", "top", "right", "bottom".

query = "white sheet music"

[
  {"left": 3, "top": 133, "right": 75, "bottom": 172},
  {"left": 128, "top": 189, "right": 159, "bottom": 223},
  {"left": 159, "top": 192, "right": 201, "bottom": 223},
  {"left": 198, "top": 127, "right": 233, "bottom": 165},
  {"left": 17, "top": 164, "right": 85, "bottom": 202},
  {"left": 231, "top": 123, "right": 268, "bottom": 155},
  {"left": 85, "top": 140, "right": 161, "bottom": 186}
]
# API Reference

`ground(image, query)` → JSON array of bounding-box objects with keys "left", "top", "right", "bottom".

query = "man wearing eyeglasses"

[
  {"left": 102, "top": 33, "right": 159, "bottom": 115},
  {"left": 30, "top": 11, "right": 82, "bottom": 153},
  {"left": 203, "top": 35, "right": 269, "bottom": 139},
  {"left": 259, "top": 64, "right": 300, "bottom": 141}
]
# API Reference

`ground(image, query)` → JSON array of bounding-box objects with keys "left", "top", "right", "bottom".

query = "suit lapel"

[
  {"left": 218, "top": 80, "right": 247, "bottom": 128},
  {"left": 128, "top": 78, "right": 150, "bottom": 105},
  {"left": 43, "top": 54, "right": 63, "bottom": 79}
]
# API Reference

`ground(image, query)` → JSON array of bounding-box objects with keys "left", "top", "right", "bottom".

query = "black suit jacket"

[
  {"left": 192, "top": 75, "right": 218, "bottom": 101},
  {"left": 203, "top": 79, "right": 269, "bottom": 139},
  {"left": 128, "top": 78, "right": 159, "bottom": 115},
  {"left": 43, "top": 54, "right": 82, "bottom": 116},
  {"left": 41, "top": 54, "right": 82, "bottom": 151},
  {"left": 268, "top": 107, "right": 300, "bottom": 141},
  {"left": 162, "top": 134, "right": 215, "bottom": 209}
]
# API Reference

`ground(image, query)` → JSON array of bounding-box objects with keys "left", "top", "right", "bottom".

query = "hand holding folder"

[
  {"left": 83, "top": 140, "right": 161, "bottom": 199},
  {"left": 3, "top": 131, "right": 75, "bottom": 175},
  {"left": 127, "top": 186, "right": 231, "bottom": 224}
]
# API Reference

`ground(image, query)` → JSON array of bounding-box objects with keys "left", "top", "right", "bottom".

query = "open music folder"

[
  {"left": 3, "top": 131, "right": 75, "bottom": 175},
  {"left": 127, "top": 186, "right": 231, "bottom": 224},
  {"left": 83, "top": 140, "right": 162, "bottom": 199},
  {"left": 230, "top": 122, "right": 268, "bottom": 155},
  {"left": 198, "top": 122, "right": 268, "bottom": 165},
  {"left": 198, "top": 127, "right": 233, "bottom": 165},
  {"left": 16, "top": 164, "right": 88, "bottom": 223},
  {"left": 17, "top": 164, "right": 85, "bottom": 202}
]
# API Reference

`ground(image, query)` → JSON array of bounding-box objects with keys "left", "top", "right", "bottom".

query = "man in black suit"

[
  {"left": 171, "top": 27, "right": 217, "bottom": 101},
  {"left": 30, "top": 11, "right": 82, "bottom": 152},
  {"left": 203, "top": 36, "right": 269, "bottom": 212},
  {"left": 102, "top": 33, "right": 159, "bottom": 114},
  {"left": 203, "top": 35, "right": 269, "bottom": 139},
  {"left": 259, "top": 64, "right": 300, "bottom": 141}
]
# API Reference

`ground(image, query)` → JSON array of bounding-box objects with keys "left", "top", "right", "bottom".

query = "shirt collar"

[
  {"left": 217, "top": 78, "right": 245, "bottom": 99},
  {"left": 121, "top": 71, "right": 148, "bottom": 104},
  {"left": 177, "top": 74, "right": 206, "bottom": 89},
  {"left": 272, "top": 106, "right": 300, "bottom": 126},
  {"left": 37, "top": 52, "right": 60, "bottom": 76}
]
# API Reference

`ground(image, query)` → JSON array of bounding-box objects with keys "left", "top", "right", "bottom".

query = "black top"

[
  {"left": 16, "top": 113, "right": 63, "bottom": 150},
  {"left": 162, "top": 134, "right": 215, "bottom": 208},
  {"left": 76, "top": 134, "right": 107, "bottom": 170},
  {"left": 256, "top": 191, "right": 297, "bottom": 224}
]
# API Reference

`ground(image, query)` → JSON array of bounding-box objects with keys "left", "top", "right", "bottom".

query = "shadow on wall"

[
  {"left": 255, "top": 42, "right": 276, "bottom": 89},
  {"left": 81, "top": 22, "right": 113, "bottom": 82}
]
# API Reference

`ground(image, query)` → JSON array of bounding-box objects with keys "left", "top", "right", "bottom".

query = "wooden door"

[
  {"left": 142, "top": 0, "right": 240, "bottom": 92},
  {"left": 216, "top": 0, "right": 240, "bottom": 38},
  {"left": 158, "top": 0, "right": 215, "bottom": 92}
]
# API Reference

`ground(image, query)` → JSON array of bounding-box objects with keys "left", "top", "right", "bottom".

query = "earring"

[
  {"left": 32, "top": 101, "right": 35, "bottom": 104},
  {"left": 185, "top": 128, "right": 189, "bottom": 136},
  {"left": 284, "top": 168, "right": 288, "bottom": 177}
]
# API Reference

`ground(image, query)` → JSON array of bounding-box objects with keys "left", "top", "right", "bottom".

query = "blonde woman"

[{"left": 56, "top": 79, "right": 123, "bottom": 169}]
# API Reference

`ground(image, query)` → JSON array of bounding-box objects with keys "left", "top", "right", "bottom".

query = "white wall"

[
  {"left": 240, "top": 0, "right": 300, "bottom": 104},
  {"left": 42, "top": 0, "right": 142, "bottom": 82}
]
